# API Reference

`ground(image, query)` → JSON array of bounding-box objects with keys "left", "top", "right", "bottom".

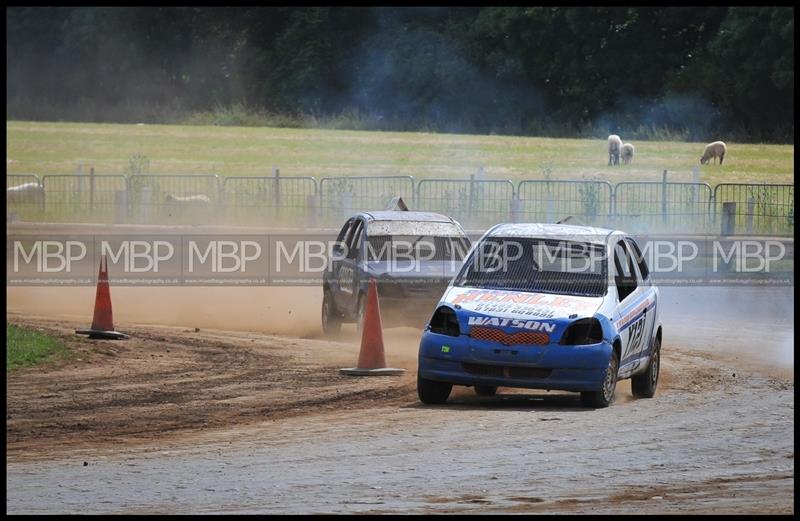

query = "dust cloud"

[
  {"left": 7, "top": 286, "right": 323, "bottom": 338},
  {"left": 659, "top": 286, "right": 794, "bottom": 371},
  {"left": 7, "top": 284, "right": 794, "bottom": 373}
]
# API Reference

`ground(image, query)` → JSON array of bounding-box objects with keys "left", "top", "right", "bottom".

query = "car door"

[
  {"left": 612, "top": 238, "right": 647, "bottom": 366},
  {"left": 626, "top": 236, "right": 657, "bottom": 361},
  {"left": 338, "top": 217, "right": 366, "bottom": 313},
  {"left": 331, "top": 218, "right": 355, "bottom": 310}
]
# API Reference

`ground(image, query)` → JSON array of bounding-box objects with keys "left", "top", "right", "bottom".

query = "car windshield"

[
  {"left": 454, "top": 237, "right": 607, "bottom": 297},
  {"left": 366, "top": 235, "right": 470, "bottom": 262}
]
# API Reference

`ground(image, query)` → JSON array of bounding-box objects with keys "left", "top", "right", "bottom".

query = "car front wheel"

[
  {"left": 321, "top": 290, "right": 341, "bottom": 335},
  {"left": 632, "top": 336, "right": 660, "bottom": 398},
  {"left": 580, "top": 349, "right": 619, "bottom": 408},
  {"left": 418, "top": 374, "right": 452, "bottom": 404}
]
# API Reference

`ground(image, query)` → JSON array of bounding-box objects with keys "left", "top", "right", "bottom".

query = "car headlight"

[
  {"left": 560, "top": 317, "right": 603, "bottom": 345},
  {"left": 428, "top": 306, "right": 460, "bottom": 337}
]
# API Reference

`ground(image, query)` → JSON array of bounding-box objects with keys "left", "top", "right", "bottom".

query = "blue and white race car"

[{"left": 417, "top": 223, "right": 662, "bottom": 408}]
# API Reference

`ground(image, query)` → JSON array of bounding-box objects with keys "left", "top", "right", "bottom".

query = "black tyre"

[
  {"left": 580, "top": 349, "right": 619, "bottom": 408},
  {"left": 417, "top": 373, "right": 452, "bottom": 404},
  {"left": 474, "top": 385, "right": 498, "bottom": 397},
  {"left": 631, "top": 336, "right": 660, "bottom": 398},
  {"left": 321, "top": 289, "right": 341, "bottom": 335}
]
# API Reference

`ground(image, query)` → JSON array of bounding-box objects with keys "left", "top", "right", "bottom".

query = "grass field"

[
  {"left": 7, "top": 323, "right": 70, "bottom": 372},
  {"left": 6, "top": 121, "right": 794, "bottom": 186}
]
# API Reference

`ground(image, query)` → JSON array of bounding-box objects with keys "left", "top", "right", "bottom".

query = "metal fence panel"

[
  {"left": 516, "top": 180, "right": 613, "bottom": 227},
  {"left": 6, "top": 174, "right": 40, "bottom": 188},
  {"left": 7, "top": 168, "right": 795, "bottom": 237},
  {"left": 222, "top": 176, "right": 318, "bottom": 225},
  {"left": 417, "top": 178, "right": 514, "bottom": 228},
  {"left": 714, "top": 183, "right": 794, "bottom": 236},
  {"left": 6, "top": 174, "right": 43, "bottom": 219},
  {"left": 127, "top": 174, "right": 220, "bottom": 224},
  {"left": 41, "top": 174, "right": 128, "bottom": 223},
  {"left": 613, "top": 182, "right": 713, "bottom": 233},
  {"left": 318, "top": 176, "right": 415, "bottom": 224}
]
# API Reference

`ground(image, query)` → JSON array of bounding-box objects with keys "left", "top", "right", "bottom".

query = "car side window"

[
  {"left": 613, "top": 239, "right": 638, "bottom": 302},
  {"left": 347, "top": 219, "right": 365, "bottom": 260},
  {"left": 337, "top": 218, "right": 354, "bottom": 243},
  {"left": 335, "top": 218, "right": 355, "bottom": 257},
  {"left": 626, "top": 237, "right": 649, "bottom": 281}
]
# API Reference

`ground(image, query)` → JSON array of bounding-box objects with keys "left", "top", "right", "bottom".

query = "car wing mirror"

[{"left": 331, "top": 242, "right": 346, "bottom": 260}]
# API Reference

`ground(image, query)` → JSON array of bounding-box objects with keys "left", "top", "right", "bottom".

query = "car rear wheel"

[
  {"left": 417, "top": 373, "right": 452, "bottom": 404},
  {"left": 474, "top": 385, "right": 498, "bottom": 396},
  {"left": 580, "top": 349, "right": 619, "bottom": 408},
  {"left": 631, "top": 336, "right": 660, "bottom": 398},
  {"left": 321, "top": 290, "right": 341, "bottom": 335}
]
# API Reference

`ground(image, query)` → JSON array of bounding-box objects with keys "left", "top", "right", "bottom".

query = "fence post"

[
  {"left": 610, "top": 184, "right": 616, "bottom": 220},
  {"left": 76, "top": 161, "right": 84, "bottom": 195},
  {"left": 719, "top": 201, "right": 737, "bottom": 274},
  {"left": 341, "top": 190, "right": 352, "bottom": 220},
  {"left": 745, "top": 196, "right": 755, "bottom": 234},
  {"left": 114, "top": 190, "right": 127, "bottom": 224},
  {"left": 139, "top": 186, "right": 151, "bottom": 225},
  {"left": 306, "top": 194, "right": 319, "bottom": 228},
  {"left": 217, "top": 176, "right": 224, "bottom": 213},
  {"left": 691, "top": 165, "right": 700, "bottom": 205},
  {"left": 721, "top": 202, "right": 736, "bottom": 235},
  {"left": 89, "top": 167, "right": 96, "bottom": 213},
  {"left": 661, "top": 169, "right": 667, "bottom": 226},
  {"left": 125, "top": 176, "right": 132, "bottom": 222},
  {"left": 510, "top": 196, "right": 522, "bottom": 223},
  {"left": 468, "top": 174, "right": 476, "bottom": 216},
  {"left": 273, "top": 167, "right": 281, "bottom": 221}
]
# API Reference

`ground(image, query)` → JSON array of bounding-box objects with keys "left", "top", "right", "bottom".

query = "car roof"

[
  {"left": 357, "top": 210, "right": 457, "bottom": 223},
  {"left": 484, "top": 222, "right": 619, "bottom": 245}
]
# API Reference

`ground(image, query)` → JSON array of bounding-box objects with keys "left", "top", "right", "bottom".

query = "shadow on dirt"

[{"left": 403, "top": 391, "right": 612, "bottom": 412}]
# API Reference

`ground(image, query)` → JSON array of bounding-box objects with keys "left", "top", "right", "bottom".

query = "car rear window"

[
  {"left": 366, "top": 235, "right": 470, "bottom": 262},
  {"left": 454, "top": 237, "right": 607, "bottom": 297},
  {"left": 367, "top": 220, "right": 466, "bottom": 237}
]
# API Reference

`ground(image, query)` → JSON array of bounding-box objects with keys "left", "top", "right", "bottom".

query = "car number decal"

[
  {"left": 626, "top": 316, "right": 646, "bottom": 356},
  {"left": 339, "top": 266, "right": 354, "bottom": 294}
]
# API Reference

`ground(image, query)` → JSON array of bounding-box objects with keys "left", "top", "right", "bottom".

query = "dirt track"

[
  {"left": 6, "top": 315, "right": 415, "bottom": 458},
  {"left": 5, "top": 310, "right": 794, "bottom": 514},
  {"left": 5, "top": 220, "right": 795, "bottom": 513}
]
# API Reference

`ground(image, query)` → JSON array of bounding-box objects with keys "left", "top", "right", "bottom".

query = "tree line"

[{"left": 6, "top": 7, "right": 794, "bottom": 142}]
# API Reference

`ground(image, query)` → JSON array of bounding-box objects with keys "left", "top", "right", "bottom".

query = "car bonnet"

[{"left": 441, "top": 286, "right": 606, "bottom": 330}]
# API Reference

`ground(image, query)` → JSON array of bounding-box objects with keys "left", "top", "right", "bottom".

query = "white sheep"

[
  {"left": 165, "top": 194, "right": 211, "bottom": 204},
  {"left": 700, "top": 141, "right": 727, "bottom": 165},
  {"left": 607, "top": 135, "right": 622, "bottom": 165},
  {"left": 6, "top": 182, "right": 44, "bottom": 205},
  {"left": 620, "top": 143, "right": 635, "bottom": 165}
]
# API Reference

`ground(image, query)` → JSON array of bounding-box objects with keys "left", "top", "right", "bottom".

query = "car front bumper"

[{"left": 418, "top": 331, "right": 613, "bottom": 392}]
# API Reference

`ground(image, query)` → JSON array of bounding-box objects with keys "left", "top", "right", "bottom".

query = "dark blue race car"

[{"left": 322, "top": 210, "right": 471, "bottom": 333}]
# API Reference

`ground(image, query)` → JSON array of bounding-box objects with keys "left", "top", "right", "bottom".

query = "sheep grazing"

[
  {"left": 607, "top": 135, "right": 622, "bottom": 165},
  {"left": 700, "top": 141, "right": 727, "bottom": 165},
  {"left": 6, "top": 182, "right": 44, "bottom": 205},
  {"left": 164, "top": 194, "right": 211, "bottom": 204},
  {"left": 620, "top": 143, "right": 635, "bottom": 165}
]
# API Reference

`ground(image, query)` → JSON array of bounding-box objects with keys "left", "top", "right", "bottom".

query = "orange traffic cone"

[
  {"left": 340, "top": 279, "right": 404, "bottom": 376},
  {"left": 76, "top": 255, "right": 128, "bottom": 340}
]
